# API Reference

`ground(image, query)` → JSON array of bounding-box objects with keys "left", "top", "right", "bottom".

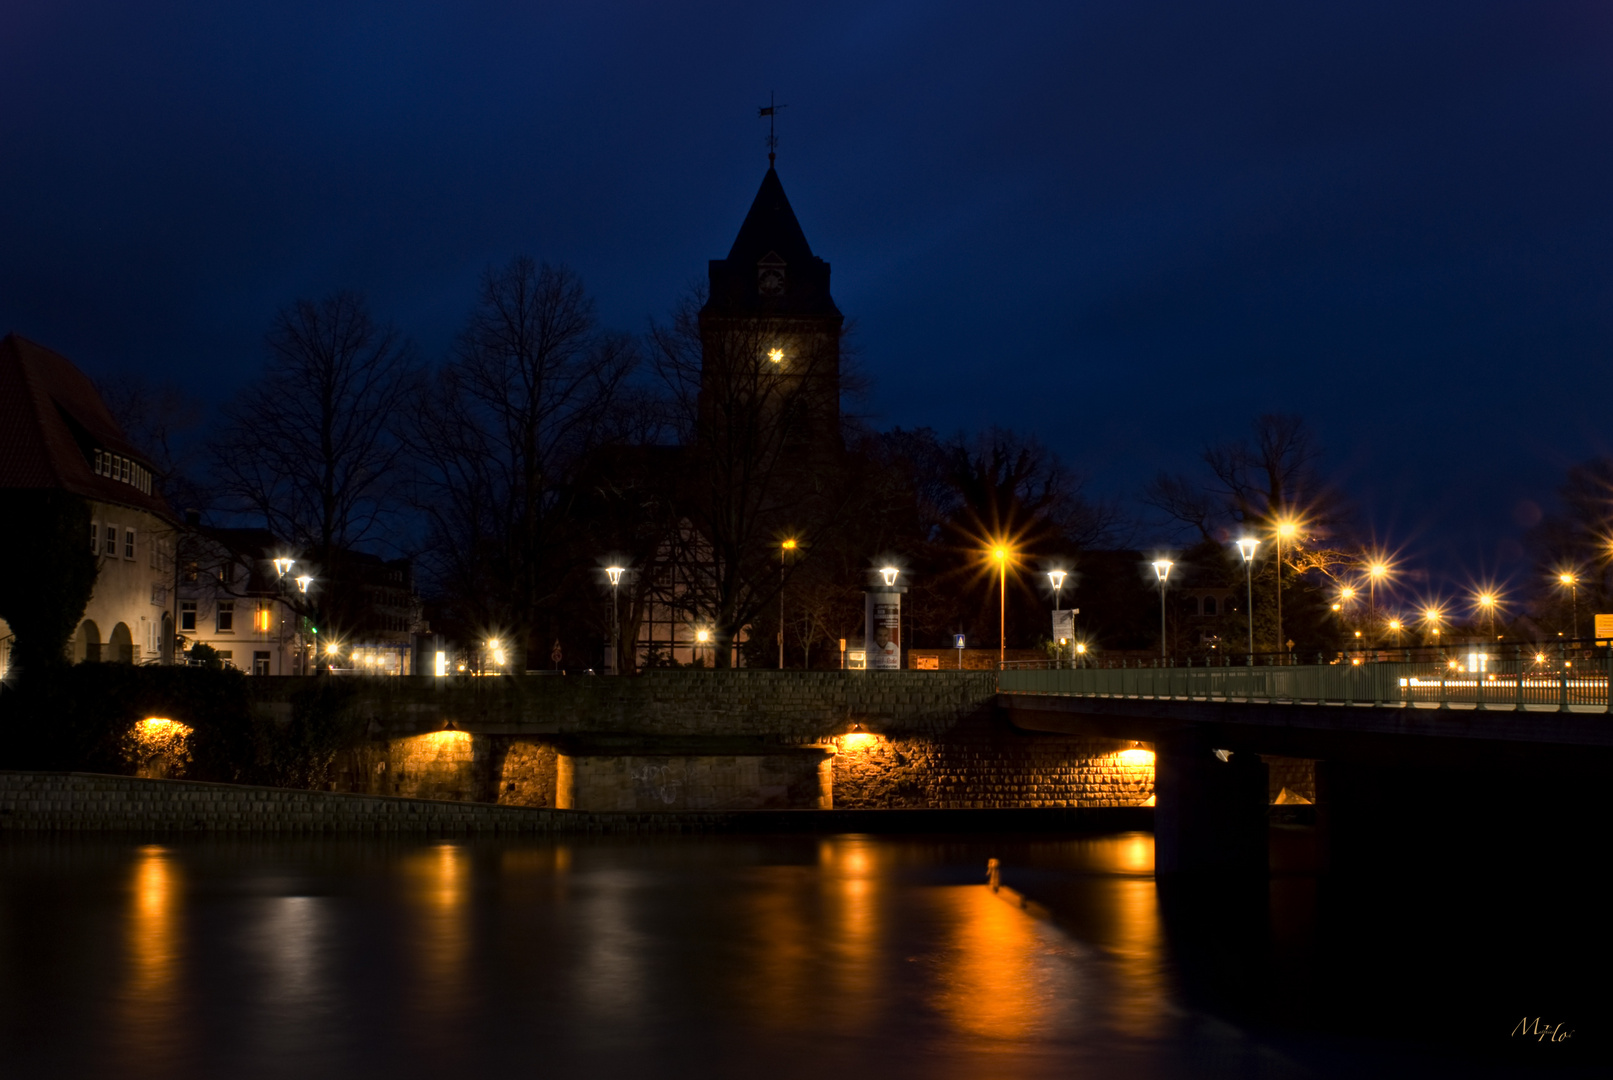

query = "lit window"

[
  {"left": 180, "top": 601, "right": 197, "bottom": 632},
  {"left": 254, "top": 607, "right": 273, "bottom": 633},
  {"left": 216, "top": 601, "right": 234, "bottom": 634},
  {"left": 124, "top": 529, "right": 136, "bottom": 560}
]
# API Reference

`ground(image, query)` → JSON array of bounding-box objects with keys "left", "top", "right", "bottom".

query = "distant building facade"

[{"left": 0, "top": 334, "right": 177, "bottom": 673}]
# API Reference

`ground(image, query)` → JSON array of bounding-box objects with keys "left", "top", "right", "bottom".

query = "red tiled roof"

[{"left": 0, "top": 332, "right": 174, "bottom": 520}]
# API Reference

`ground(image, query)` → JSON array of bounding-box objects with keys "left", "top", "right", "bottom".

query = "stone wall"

[
  {"left": 240, "top": 671, "right": 1157, "bottom": 812},
  {"left": 1263, "top": 755, "right": 1317, "bottom": 803},
  {"left": 557, "top": 752, "right": 831, "bottom": 811}
]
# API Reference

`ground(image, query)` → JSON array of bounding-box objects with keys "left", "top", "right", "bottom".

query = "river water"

[{"left": 0, "top": 831, "right": 1602, "bottom": 1078}]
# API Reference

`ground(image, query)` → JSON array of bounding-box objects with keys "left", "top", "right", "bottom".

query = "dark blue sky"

[{"left": 5, "top": 1, "right": 1613, "bottom": 599}]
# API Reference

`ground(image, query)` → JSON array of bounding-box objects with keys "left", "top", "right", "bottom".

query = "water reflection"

[
  {"left": 403, "top": 843, "right": 471, "bottom": 1039},
  {"left": 118, "top": 845, "right": 184, "bottom": 1073}
]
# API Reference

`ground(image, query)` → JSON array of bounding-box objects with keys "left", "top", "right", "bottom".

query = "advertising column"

[{"left": 863, "top": 567, "right": 907, "bottom": 670}]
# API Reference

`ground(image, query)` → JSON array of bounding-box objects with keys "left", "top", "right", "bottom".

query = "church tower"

[{"left": 698, "top": 167, "right": 844, "bottom": 460}]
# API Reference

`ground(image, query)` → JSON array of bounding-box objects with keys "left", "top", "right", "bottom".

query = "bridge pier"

[{"left": 1153, "top": 738, "right": 1269, "bottom": 875}]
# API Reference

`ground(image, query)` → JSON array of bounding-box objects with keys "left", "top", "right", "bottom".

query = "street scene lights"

[
  {"left": 605, "top": 566, "right": 625, "bottom": 675},
  {"left": 1151, "top": 559, "right": 1173, "bottom": 660},
  {"left": 295, "top": 574, "right": 313, "bottom": 593},
  {"left": 1423, "top": 605, "right": 1444, "bottom": 643},
  {"left": 991, "top": 544, "right": 1010, "bottom": 668},
  {"left": 1048, "top": 569, "right": 1067, "bottom": 666},
  {"left": 1236, "top": 538, "right": 1257, "bottom": 662},
  {"left": 1274, "top": 518, "right": 1297, "bottom": 662},
  {"left": 273, "top": 557, "right": 295, "bottom": 578},
  {"left": 1366, "top": 558, "right": 1391, "bottom": 642},
  {"left": 695, "top": 627, "right": 713, "bottom": 667},
  {"left": 1476, "top": 592, "right": 1498, "bottom": 640},
  {"left": 779, "top": 539, "right": 797, "bottom": 669},
  {"left": 1559, "top": 570, "right": 1580, "bottom": 639}
]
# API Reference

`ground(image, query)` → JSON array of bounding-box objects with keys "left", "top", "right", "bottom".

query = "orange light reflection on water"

[
  {"left": 119, "top": 845, "right": 184, "bottom": 1071},
  {"left": 404, "top": 842, "right": 470, "bottom": 1037}
]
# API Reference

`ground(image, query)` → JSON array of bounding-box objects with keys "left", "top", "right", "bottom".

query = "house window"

[
  {"left": 180, "top": 601, "right": 197, "bottom": 632},
  {"left": 216, "top": 651, "right": 234, "bottom": 668},
  {"left": 1203, "top": 596, "right": 1217, "bottom": 616},
  {"left": 217, "top": 601, "right": 235, "bottom": 634},
  {"left": 221, "top": 562, "right": 235, "bottom": 586},
  {"left": 253, "top": 651, "right": 271, "bottom": 676},
  {"left": 184, "top": 561, "right": 198, "bottom": 583},
  {"left": 104, "top": 524, "right": 118, "bottom": 556},
  {"left": 90, "top": 520, "right": 99, "bottom": 552},
  {"left": 254, "top": 607, "right": 273, "bottom": 633},
  {"left": 124, "top": 528, "right": 136, "bottom": 560}
]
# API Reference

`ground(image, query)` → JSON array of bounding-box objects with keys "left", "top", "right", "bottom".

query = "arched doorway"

[
  {"left": 109, "top": 622, "right": 134, "bottom": 664},
  {"left": 76, "top": 619, "right": 101, "bottom": 663}
]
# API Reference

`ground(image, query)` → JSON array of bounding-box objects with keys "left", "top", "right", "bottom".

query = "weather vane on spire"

[{"left": 758, "top": 92, "right": 787, "bottom": 166}]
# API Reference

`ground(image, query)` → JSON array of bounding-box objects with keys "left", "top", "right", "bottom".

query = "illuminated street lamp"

[
  {"left": 1152, "top": 559, "right": 1173, "bottom": 661},
  {"left": 1366, "top": 558, "right": 1391, "bottom": 643},
  {"left": 1274, "top": 519, "right": 1298, "bottom": 663},
  {"left": 1558, "top": 570, "right": 1581, "bottom": 640},
  {"left": 1423, "top": 605, "right": 1444, "bottom": 644},
  {"left": 272, "top": 557, "right": 295, "bottom": 578},
  {"left": 605, "top": 566, "right": 625, "bottom": 676},
  {"left": 1476, "top": 592, "right": 1499, "bottom": 641},
  {"left": 695, "top": 627, "right": 713, "bottom": 667},
  {"left": 1048, "top": 569, "right": 1067, "bottom": 666},
  {"left": 992, "top": 544, "right": 1011, "bottom": 668},
  {"left": 488, "top": 638, "right": 506, "bottom": 670},
  {"left": 779, "top": 539, "right": 798, "bottom": 669},
  {"left": 1236, "top": 538, "right": 1257, "bottom": 662},
  {"left": 295, "top": 574, "right": 313, "bottom": 594}
]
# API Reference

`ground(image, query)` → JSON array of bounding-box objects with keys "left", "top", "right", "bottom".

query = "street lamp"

[
  {"left": 992, "top": 544, "right": 1011, "bottom": 668},
  {"left": 1476, "top": 592, "right": 1498, "bottom": 641},
  {"left": 1048, "top": 570, "right": 1067, "bottom": 666},
  {"left": 295, "top": 574, "right": 313, "bottom": 594},
  {"left": 1152, "top": 559, "right": 1173, "bottom": 661},
  {"left": 1236, "top": 538, "right": 1257, "bottom": 663},
  {"left": 695, "top": 627, "right": 712, "bottom": 667},
  {"left": 605, "top": 566, "right": 625, "bottom": 675},
  {"left": 1367, "top": 558, "right": 1390, "bottom": 644},
  {"left": 1274, "top": 519, "right": 1297, "bottom": 663},
  {"left": 1558, "top": 571, "right": 1580, "bottom": 640},
  {"left": 780, "top": 539, "right": 797, "bottom": 669},
  {"left": 273, "top": 557, "right": 295, "bottom": 578}
]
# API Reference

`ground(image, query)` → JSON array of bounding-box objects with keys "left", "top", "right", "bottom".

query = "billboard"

[{"left": 865, "top": 592, "right": 902, "bottom": 670}]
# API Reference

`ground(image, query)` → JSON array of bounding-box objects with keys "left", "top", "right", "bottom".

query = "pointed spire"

[{"left": 726, "top": 167, "right": 814, "bottom": 266}]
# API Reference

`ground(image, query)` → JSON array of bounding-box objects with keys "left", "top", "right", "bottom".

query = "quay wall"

[{"left": 0, "top": 771, "right": 1151, "bottom": 835}]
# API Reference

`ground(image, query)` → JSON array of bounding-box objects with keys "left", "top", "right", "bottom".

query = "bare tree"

[
  {"left": 210, "top": 292, "right": 416, "bottom": 648},
  {"left": 410, "top": 258, "right": 637, "bottom": 664}
]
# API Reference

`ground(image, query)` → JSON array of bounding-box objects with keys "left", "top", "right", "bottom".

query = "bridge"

[{"left": 998, "top": 658, "right": 1613, "bottom": 875}]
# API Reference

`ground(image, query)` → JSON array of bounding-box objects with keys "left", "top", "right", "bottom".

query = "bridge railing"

[{"left": 997, "top": 655, "right": 1613, "bottom": 711}]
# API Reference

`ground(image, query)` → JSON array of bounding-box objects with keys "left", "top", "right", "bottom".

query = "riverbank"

[{"left": 0, "top": 771, "right": 1152, "bottom": 835}]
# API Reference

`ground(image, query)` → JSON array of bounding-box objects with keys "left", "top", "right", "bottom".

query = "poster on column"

[
  {"left": 865, "top": 592, "right": 902, "bottom": 669},
  {"left": 1051, "top": 609, "right": 1076, "bottom": 643}
]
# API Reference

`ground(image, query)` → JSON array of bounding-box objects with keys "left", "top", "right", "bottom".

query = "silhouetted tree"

[
  {"left": 0, "top": 492, "right": 99, "bottom": 675},
  {"left": 210, "top": 291, "right": 417, "bottom": 651},
  {"left": 410, "top": 258, "right": 637, "bottom": 666}
]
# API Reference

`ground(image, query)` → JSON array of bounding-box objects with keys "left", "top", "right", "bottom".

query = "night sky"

[{"left": 6, "top": 1, "right": 1613, "bottom": 598}]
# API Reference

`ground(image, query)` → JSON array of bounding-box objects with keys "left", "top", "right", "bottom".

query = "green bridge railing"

[{"left": 997, "top": 656, "right": 1613, "bottom": 712}]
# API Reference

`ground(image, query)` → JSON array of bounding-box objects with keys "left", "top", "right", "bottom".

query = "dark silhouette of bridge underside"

[{"left": 998, "top": 663, "right": 1613, "bottom": 875}]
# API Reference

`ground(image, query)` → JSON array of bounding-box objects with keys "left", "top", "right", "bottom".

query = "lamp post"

[
  {"left": 1152, "top": 559, "right": 1173, "bottom": 661},
  {"left": 1477, "top": 592, "right": 1498, "bottom": 641},
  {"left": 1048, "top": 570, "right": 1067, "bottom": 667},
  {"left": 1236, "top": 538, "right": 1257, "bottom": 663},
  {"left": 992, "top": 545, "right": 1010, "bottom": 668},
  {"left": 1367, "top": 560, "right": 1389, "bottom": 645},
  {"left": 780, "top": 539, "right": 797, "bottom": 668},
  {"left": 1274, "top": 519, "right": 1297, "bottom": 663},
  {"left": 605, "top": 566, "right": 624, "bottom": 675},
  {"left": 1559, "top": 571, "right": 1580, "bottom": 640},
  {"left": 695, "top": 628, "right": 712, "bottom": 668}
]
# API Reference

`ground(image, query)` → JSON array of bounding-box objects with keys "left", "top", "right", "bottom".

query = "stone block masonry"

[
  {"left": 0, "top": 771, "right": 1151, "bottom": 835},
  {"left": 250, "top": 671, "right": 1156, "bottom": 812}
]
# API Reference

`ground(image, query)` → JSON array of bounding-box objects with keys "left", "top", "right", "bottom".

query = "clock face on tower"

[{"left": 758, "top": 267, "right": 785, "bottom": 297}]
